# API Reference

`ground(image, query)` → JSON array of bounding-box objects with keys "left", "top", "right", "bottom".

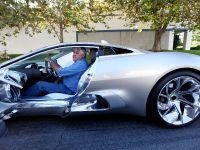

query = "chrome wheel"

[{"left": 157, "top": 76, "right": 200, "bottom": 125}]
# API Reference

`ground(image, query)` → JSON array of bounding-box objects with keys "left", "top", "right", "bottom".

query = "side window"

[
  {"left": 113, "top": 47, "right": 133, "bottom": 54},
  {"left": 85, "top": 47, "right": 98, "bottom": 65},
  {"left": 99, "top": 46, "right": 133, "bottom": 56},
  {"left": 101, "top": 47, "right": 115, "bottom": 56}
]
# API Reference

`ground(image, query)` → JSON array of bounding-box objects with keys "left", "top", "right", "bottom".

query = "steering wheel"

[
  {"left": 45, "top": 60, "right": 57, "bottom": 77},
  {"left": 45, "top": 61, "right": 53, "bottom": 75}
]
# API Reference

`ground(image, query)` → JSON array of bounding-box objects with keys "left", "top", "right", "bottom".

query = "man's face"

[{"left": 73, "top": 48, "right": 84, "bottom": 61}]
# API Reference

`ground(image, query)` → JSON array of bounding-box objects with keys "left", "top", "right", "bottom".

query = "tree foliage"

[
  {"left": 22, "top": 0, "right": 95, "bottom": 43},
  {"left": 88, "top": 0, "right": 115, "bottom": 24},
  {"left": 104, "top": 0, "right": 200, "bottom": 51},
  {"left": 22, "top": 0, "right": 111, "bottom": 43},
  {"left": 0, "top": 0, "right": 26, "bottom": 45},
  {"left": 0, "top": 0, "right": 108, "bottom": 44},
  {"left": 192, "top": 30, "right": 200, "bottom": 44},
  {"left": 187, "top": 1, "right": 200, "bottom": 30}
]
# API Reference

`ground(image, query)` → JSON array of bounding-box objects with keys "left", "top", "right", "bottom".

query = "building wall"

[
  {"left": 0, "top": 28, "right": 77, "bottom": 54},
  {"left": 78, "top": 30, "right": 174, "bottom": 50}
]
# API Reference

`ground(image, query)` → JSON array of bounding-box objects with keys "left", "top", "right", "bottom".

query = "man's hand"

[
  {"left": 44, "top": 57, "right": 52, "bottom": 63},
  {"left": 44, "top": 57, "right": 61, "bottom": 72}
]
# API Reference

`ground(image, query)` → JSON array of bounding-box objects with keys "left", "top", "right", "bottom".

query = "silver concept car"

[{"left": 0, "top": 42, "right": 200, "bottom": 129}]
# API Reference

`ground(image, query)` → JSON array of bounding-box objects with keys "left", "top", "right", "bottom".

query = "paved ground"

[{"left": 0, "top": 114, "right": 200, "bottom": 150}]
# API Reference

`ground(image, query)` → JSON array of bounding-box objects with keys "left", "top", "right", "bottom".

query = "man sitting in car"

[{"left": 22, "top": 47, "right": 88, "bottom": 96}]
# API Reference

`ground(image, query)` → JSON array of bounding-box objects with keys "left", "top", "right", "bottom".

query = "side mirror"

[{"left": 0, "top": 120, "right": 7, "bottom": 137}]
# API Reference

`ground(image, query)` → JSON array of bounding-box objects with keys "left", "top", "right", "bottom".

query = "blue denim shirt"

[{"left": 57, "top": 59, "right": 88, "bottom": 93}]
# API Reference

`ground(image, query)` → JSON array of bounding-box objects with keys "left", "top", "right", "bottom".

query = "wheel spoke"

[
  {"left": 163, "top": 106, "right": 179, "bottom": 124},
  {"left": 174, "top": 101, "right": 182, "bottom": 115},
  {"left": 173, "top": 78, "right": 181, "bottom": 92},
  {"left": 179, "top": 77, "right": 192, "bottom": 89},
  {"left": 162, "top": 107, "right": 172, "bottom": 117},
  {"left": 173, "top": 101, "right": 183, "bottom": 123},
  {"left": 165, "top": 84, "right": 169, "bottom": 95},
  {"left": 195, "top": 108, "right": 200, "bottom": 116},
  {"left": 160, "top": 94, "right": 168, "bottom": 98},
  {"left": 158, "top": 101, "right": 171, "bottom": 110},
  {"left": 178, "top": 84, "right": 200, "bottom": 95},
  {"left": 178, "top": 97, "right": 200, "bottom": 109}
]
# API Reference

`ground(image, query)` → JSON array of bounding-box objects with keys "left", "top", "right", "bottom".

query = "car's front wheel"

[{"left": 148, "top": 71, "right": 200, "bottom": 127}]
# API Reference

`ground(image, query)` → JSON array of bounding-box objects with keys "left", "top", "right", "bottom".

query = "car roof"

[{"left": 43, "top": 42, "right": 141, "bottom": 52}]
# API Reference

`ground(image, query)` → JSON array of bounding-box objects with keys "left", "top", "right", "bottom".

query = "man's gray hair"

[{"left": 74, "top": 47, "right": 86, "bottom": 58}]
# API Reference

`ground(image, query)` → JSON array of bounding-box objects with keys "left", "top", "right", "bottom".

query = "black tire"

[{"left": 147, "top": 70, "right": 200, "bottom": 128}]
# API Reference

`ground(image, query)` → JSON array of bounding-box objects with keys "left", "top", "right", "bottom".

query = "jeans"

[{"left": 22, "top": 81, "right": 73, "bottom": 96}]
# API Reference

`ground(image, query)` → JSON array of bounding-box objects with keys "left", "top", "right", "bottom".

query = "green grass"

[
  {"left": 0, "top": 54, "right": 22, "bottom": 63},
  {"left": 9, "top": 54, "right": 22, "bottom": 58},
  {"left": 0, "top": 58, "right": 10, "bottom": 63},
  {"left": 162, "top": 49, "right": 200, "bottom": 55}
]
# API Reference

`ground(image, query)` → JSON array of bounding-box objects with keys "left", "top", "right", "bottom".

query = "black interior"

[{"left": 10, "top": 62, "right": 52, "bottom": 90}]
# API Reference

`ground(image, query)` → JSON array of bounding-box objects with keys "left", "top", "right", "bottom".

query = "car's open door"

[
  {"left": 69, "top": 58, "right": 99, "bottom": 112},
  {"left": 70, "top": 49, "right": 109, "bottom": 112}
]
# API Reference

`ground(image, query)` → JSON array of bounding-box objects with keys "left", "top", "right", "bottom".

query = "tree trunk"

[
  {"left": 152, "top": 30, "right": 163, "bottom": 52},
  {"left": 152, "top": 25, "right": 167, "bottom": 52},
  {"left": 59, "top": 21, "right": 64, "bottom": 43}
]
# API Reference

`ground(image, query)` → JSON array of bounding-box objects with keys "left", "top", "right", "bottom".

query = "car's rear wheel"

[{"left": 148, "top": 71, "right": 200, "bottom": 127}]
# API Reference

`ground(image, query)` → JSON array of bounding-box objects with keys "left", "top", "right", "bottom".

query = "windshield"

[{"left": 8, "top": 47, "right": 74, "bottom": 69}]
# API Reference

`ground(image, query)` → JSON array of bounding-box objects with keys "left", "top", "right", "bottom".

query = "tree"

[
  {"left": 88, "top": 0, "right": 115, "bottom": 27},
  {"left": 0, "top": 0, "right": 113, "bottom": 45},
  {"left": 22, "top": 0, "right": 103, "bottom": 43},
  {"left": 187, "top": 1, "right": 200, "bottom": 30},
  {"left": 0, "top": 0, "right": 26, "bottom": 46},
  {"left": 103, "top": 0, "right": 199, "bottom": 51},
  {"left": 192, "top": 30, "right": 200, "bottom": 46}
]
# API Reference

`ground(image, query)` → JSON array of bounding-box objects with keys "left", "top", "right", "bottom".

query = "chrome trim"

[
  {"left": 77, "top": 59, "right": 97, "bottom": 97},
  {"left": 0, "top": 69, "right": 23, "bottom": 88},
  {"left": 14, "top": 100, "right": 70, "bottom": 117},
  {"left": 71, "top": 94, "right": 109, "bottom": 112},
  {"left": 0, "top": 102, "right": 18, "bottom": 120}
]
